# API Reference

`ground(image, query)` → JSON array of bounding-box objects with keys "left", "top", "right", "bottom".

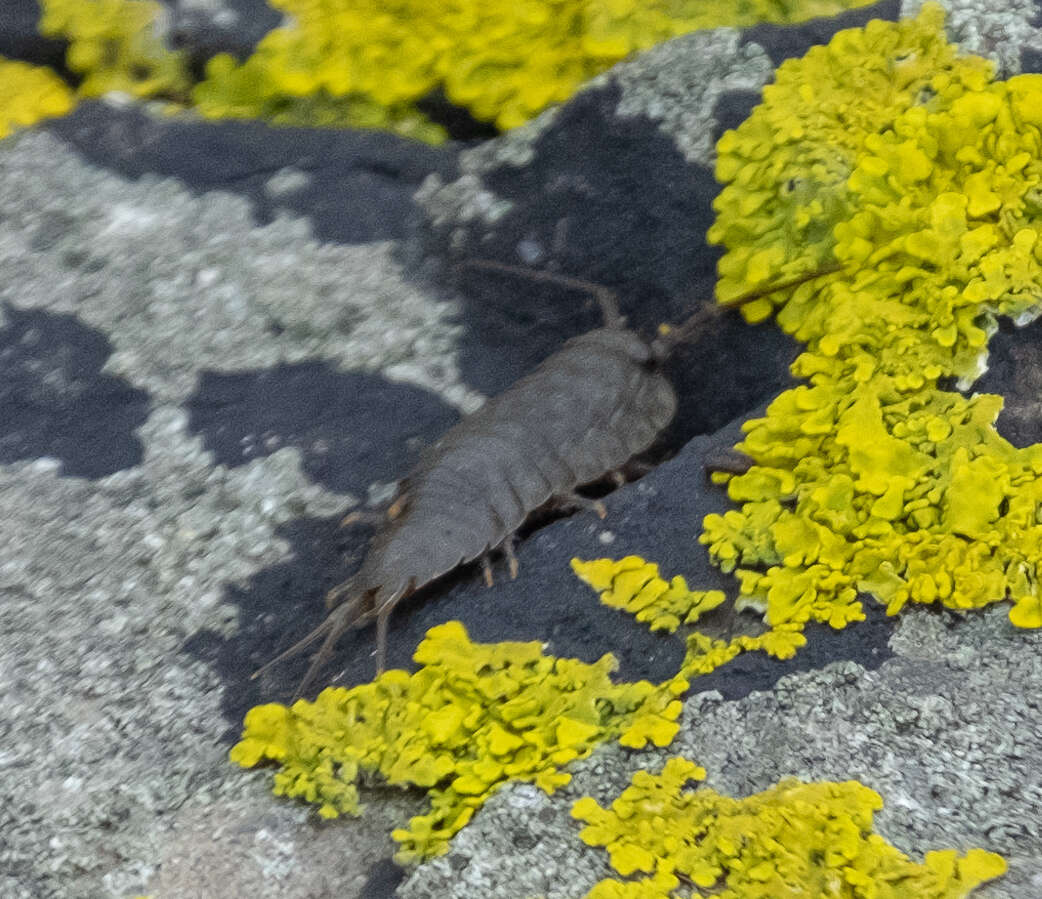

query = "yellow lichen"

[
  {"left": 703, "top": 3, "right": 1042, "bottom": 634},
  {"left": 0, "top": 0, "right": 194, "bottom": 141},
  {"left": 38, "top": 0, "right": 191, "bottom": 100},
  {"left": 191, "top": 0, "right": 878, "bottom": 138},
  {"left": 681, "top": 623, "right": 809, "bottom": 676},
  {"left": 572, "top": 757, "right": 1007, "bottom": 899},
  {"left": 230, "top": 621, "right": 686, "bottom": 862},
  {"left": 571, "top": 556, "right": 727, "bottom": 632},
  {"left": 572, "top": 555, "right": 807, "bottom": 677},
  {"left": 9, "top": 0, "right": 879, "bottom": 141},
  {"left": 0, "top": 57, "right": 75, "bottom": 139}
]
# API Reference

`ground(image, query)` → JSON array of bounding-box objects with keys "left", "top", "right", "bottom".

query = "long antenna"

[
  {"left": 457, "top": 257, "right": 841, "bottom": 357},
  {"left": 457, "top": 258, "right": 624, "bottom": 328},
  {"left": 655, "top": 262, "right": 842, "bottom": 355}
]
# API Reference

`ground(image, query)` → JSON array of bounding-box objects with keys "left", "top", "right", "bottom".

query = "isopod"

[{"left": 256, "top": 260, "right": 837, "bottom": 695}]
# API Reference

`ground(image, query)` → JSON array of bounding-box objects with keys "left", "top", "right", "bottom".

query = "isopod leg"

[
  {"left": 621, "top": 458, "right": 656, "bottom": 479},
  {"left": 481, "top": 554, "right": 495, "bottom": 588},
  {"left": 480, "top": 544, "right": 517, "bottom": 589},
  {"left": 325, "top": 573, "right": 361, "bottom": 611},
  {"left": 339, "top": 485, "right": 407, "bottom": 529},
  {"left": 339, "top": 508, "right": 387, "bottom": 528},
  {"left": 558, "top": 492, "right": 607, "bottom": 519},
  {"left": 503, "top": 537, "right": 519, "bottom": 579}
]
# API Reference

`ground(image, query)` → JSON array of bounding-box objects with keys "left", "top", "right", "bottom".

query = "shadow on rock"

[
  {"left": 47, "top": 101, "right": 459, "bottom": 244},
  {"left": 0, "top": 304, "right": 149, "bottom": 477},
  {"left": 971, "top": 315, "right": 1042, "bottom": 449},
  {"left": 183, "top": 512, "right": 369, "bottom": 732},
  {"left": 185, "top": 362, "right": 459, "bottom": 496}
]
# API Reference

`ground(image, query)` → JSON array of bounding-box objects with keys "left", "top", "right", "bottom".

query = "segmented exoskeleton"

[{"left": 257, "top": 261, "right": 838, "bottom": 695}]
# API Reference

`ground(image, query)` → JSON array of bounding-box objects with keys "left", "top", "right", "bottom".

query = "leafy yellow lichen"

[
  {"left": 10, "top": 0, "right": 878, "bottom": 142},
  {"left": 680, "top": 623, "right": 808, "bottom": 677},
  {"left": 0, "top": 57, "right": 75, "bottom": 139},
  {"left": 191, "top": 0, "right": 878, "bottom": 138},
  {"left": 703, "top": 3, "right": 1042, "bottom": 634},
  {"left": 572, "top": 555, "right": 807, "bottom": 678},
  {"left": 38, "top": 0, "right": 191, "bottom": 100},
  {"left": 571, "top": 556, "right": 727, "bottom": 632},
  {"left": 0, "top": 0, "right": 195, "bottom": 141},
  {"left": 230, "top": 621, "right": 686, "bottom": 862},
  {"left": 572, "top": 757, "right": 1007, "bottom": 899}
]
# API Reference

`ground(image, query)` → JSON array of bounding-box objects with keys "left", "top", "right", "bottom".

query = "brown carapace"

[{"left": 254, "top": 260, "right": 839, "bottom": 697}]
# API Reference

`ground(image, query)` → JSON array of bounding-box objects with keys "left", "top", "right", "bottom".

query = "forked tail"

[{"left": 251, "top": 589, "right": 375, "bottom": 699}]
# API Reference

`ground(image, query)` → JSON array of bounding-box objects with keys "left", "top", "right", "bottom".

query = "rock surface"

[{"left": 2, "top": 2, "right": 1042, "bottom": 898}]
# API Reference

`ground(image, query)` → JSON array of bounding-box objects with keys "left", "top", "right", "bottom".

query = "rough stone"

[{"left": 3, "top": 2, "right": 1042, "bottom": 897}]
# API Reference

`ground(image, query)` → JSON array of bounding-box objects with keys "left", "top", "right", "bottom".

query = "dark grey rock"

[
  {"left": 0, "top": 0, "right": 68, "bottom": 72},
  {"left": 47, "top": 101, "right": 461, "bottom": 244}
]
